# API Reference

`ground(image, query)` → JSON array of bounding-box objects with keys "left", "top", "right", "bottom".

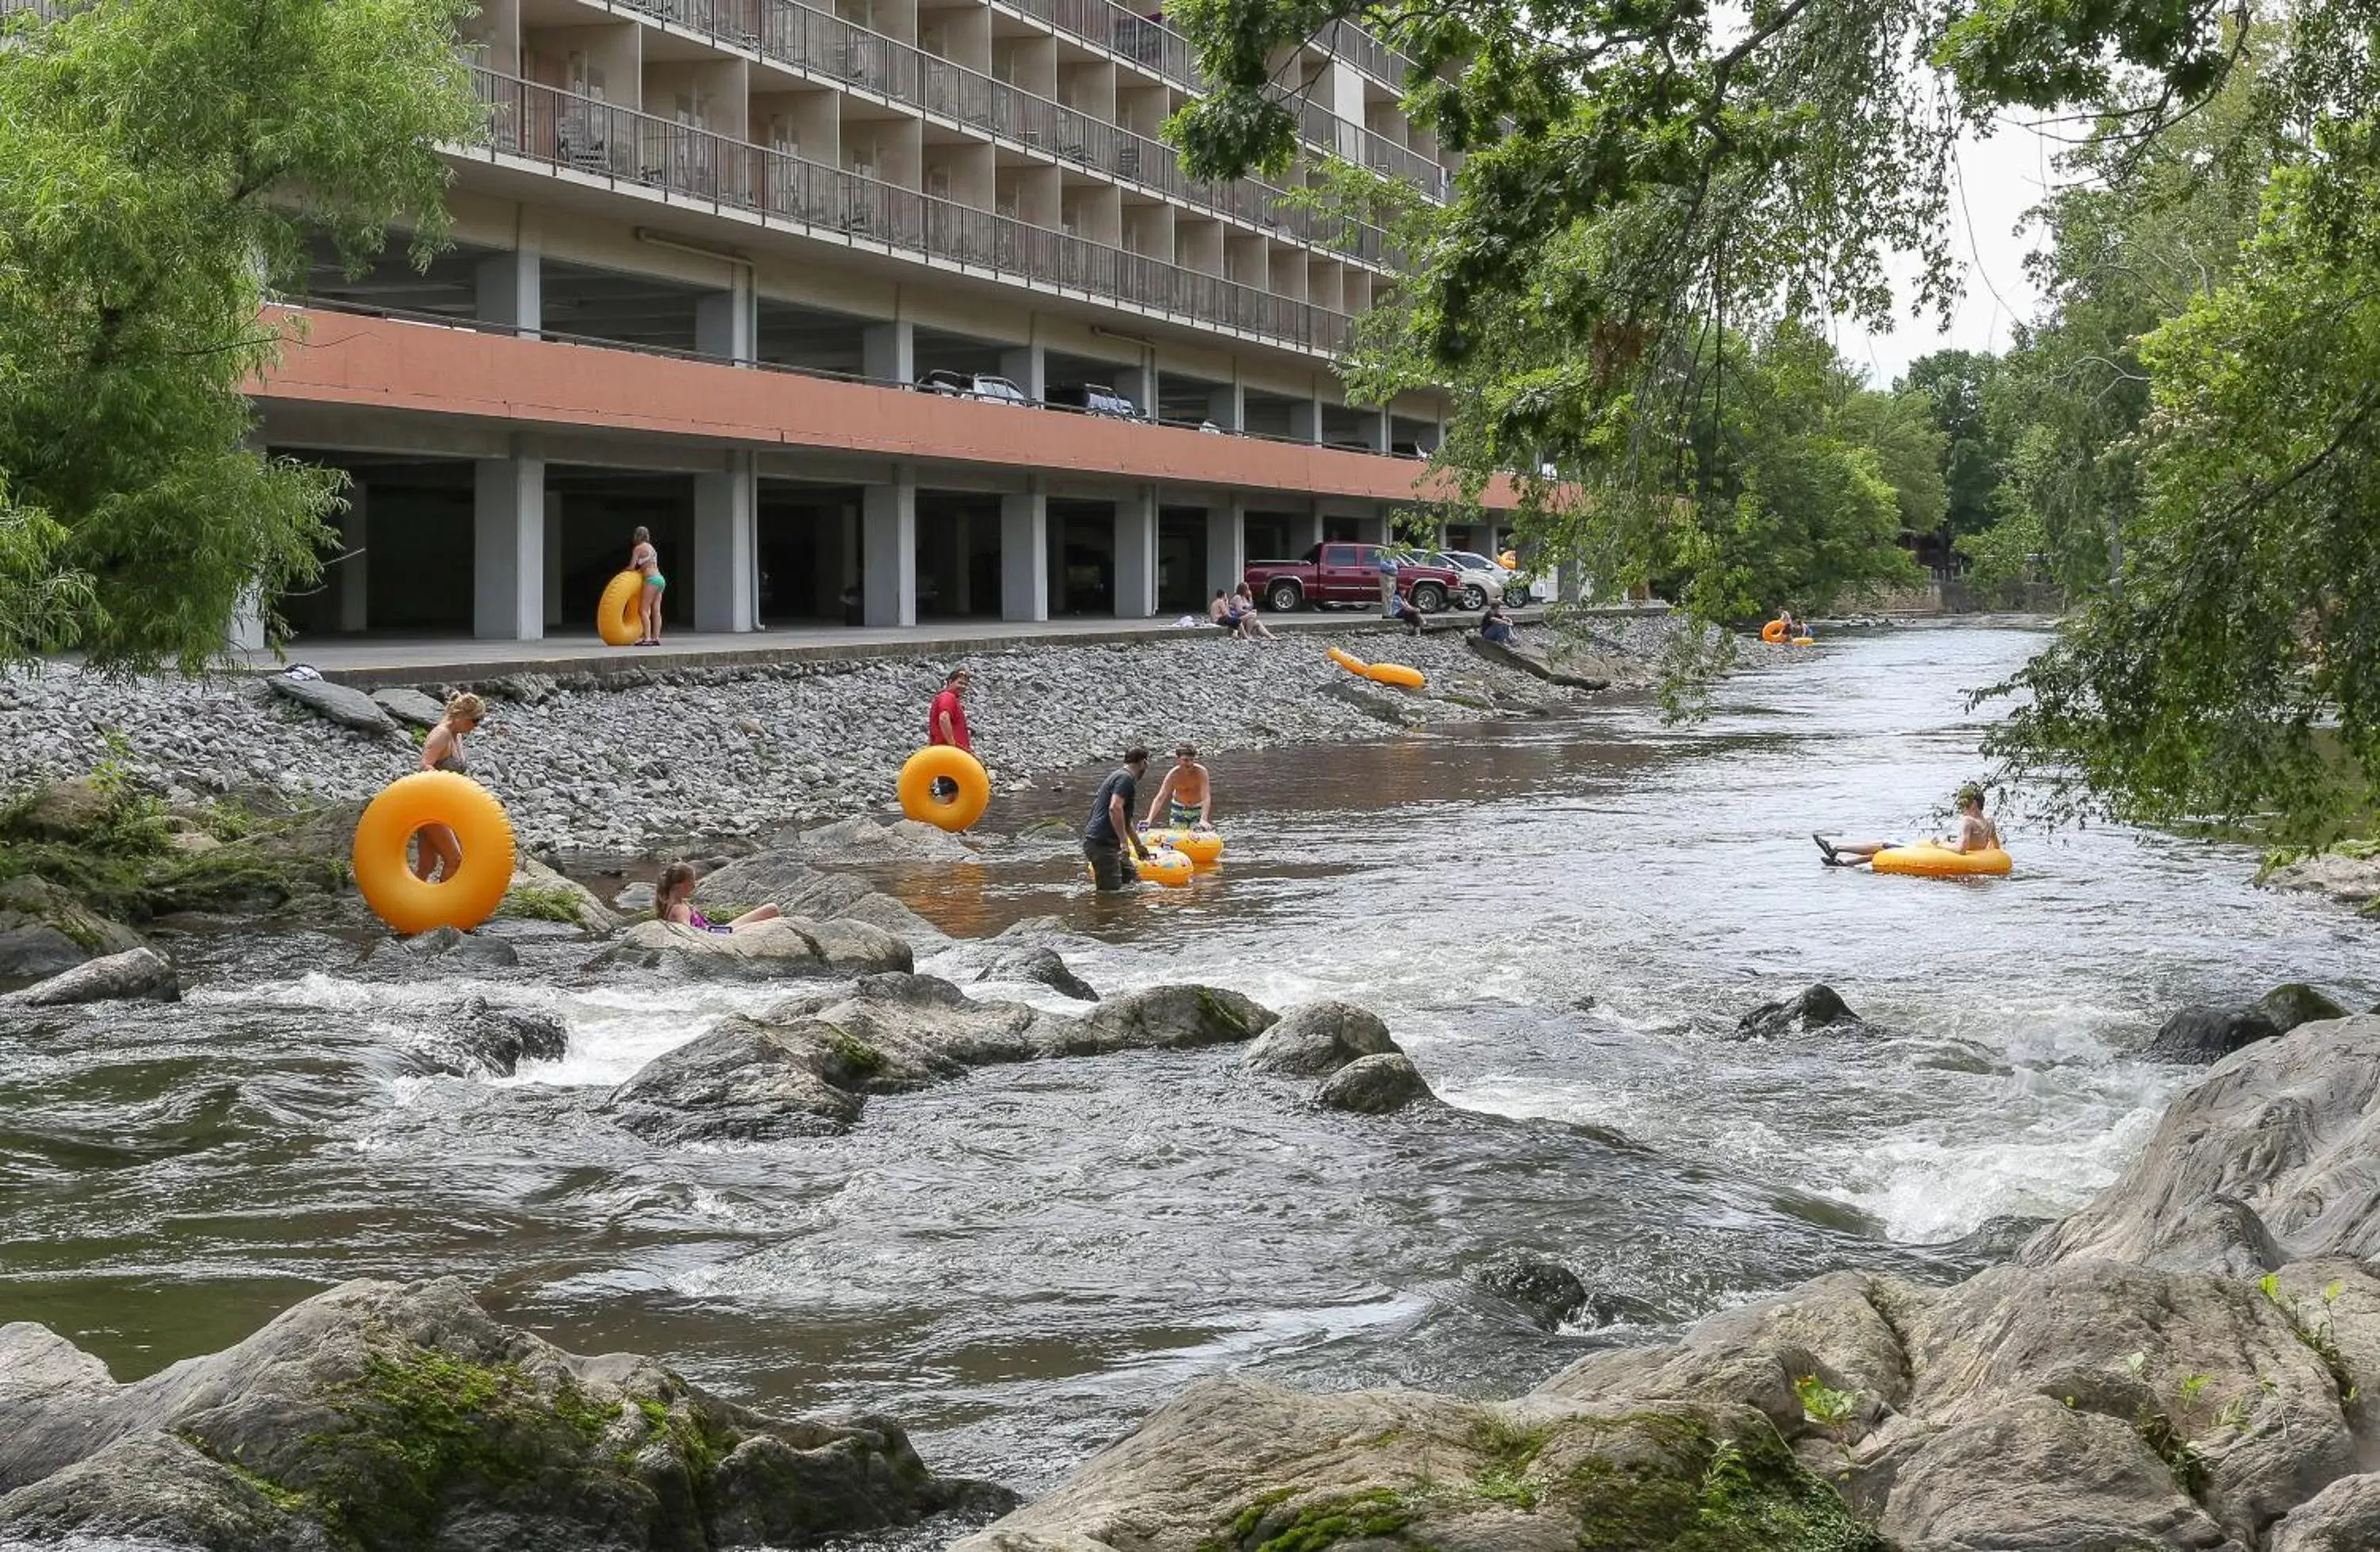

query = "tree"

[
  {"left": 1898, "top": 349, "right": 2003, "bottom": 539},
  {"left": 0, "top": 0, "right": 480, "bottom": 673}
]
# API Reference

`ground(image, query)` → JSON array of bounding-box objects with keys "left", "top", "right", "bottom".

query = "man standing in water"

[
  {"left": 1084, "top": 747, "right": 1154, "bottom": 890},
  {"left": 1142, "top": 743, "right": 1214, "bottom": 831},
  {"left": 927, "top": 667, "right": 973, "bottom": 799}
]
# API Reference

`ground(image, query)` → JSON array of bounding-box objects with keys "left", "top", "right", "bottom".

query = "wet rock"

[
  {"left": 2027, "top": 1014, "right": 2380, "bottom": 1273},
  {"left": 379, "top": 924, "right": 520, "bottom": 968},
  {"left": 0, "top": 1277, "right": 1005, "bottom": 1549},
  {"left": 370, "top": 686, "right": 446, "bottom": 729},
  {"left": 2272, "top": 1472, "right": 2380, "bottom": 1552},
  {"left": 2259, "top": 850, "right": 2380, "bottom": 905},
  {"left": 949, "top": 1377, "right": 1876, "bottom": 1552},
  {"left": 589, "top": 917, "right": 913, "bottom": 982},
  {"left": 794, "top": 816, "right": 978, "bottom": 863},
  {"left": 13, "top": 946, "right": 178, "bottom": 1007},
  {"left": 1735, "top": 982, "right": 1865, "bottom": 1039},
  {"left": 266, "top": 672, "right": 396, "bottom": 734},
  {"left": 1936, "top": 1213, "right": 2057, "bottom": 1263},
  {"left": 694, "top": 852, "right": 942, "bottom": 942},
  {"left": 613, "top": 881, "right": 656, "bottom": 912},
  {"left": 1315, "top": 1053, "right": 1434, "bottom": 1114},
  {"left": 409, "top": 996, "right": 569, "bottom": 1078},
  {"left": 1243, "top": 999, "right": 1396, "bottom": 1078},
  {"left": 10, "top": 780, "right": 113, "bottom": 841},
  {"left": 0, "top": 878, "right": 145, "bottom": 983},
  {"left": 1464, "top": 1250, "right": 1587, "bottom": 1329},
  {"left": 2142, "top": 984, "right": 2345, "bottom": 1064},
  {"left": 606, "top": 1016, "right": 871, "bottom": 1143},
  {"left": 976, "top": 945, "right": 1099, "bottom": 1001},
  {"left": 1064, "top": 984, "right": 1276, "bottom": 1053}
]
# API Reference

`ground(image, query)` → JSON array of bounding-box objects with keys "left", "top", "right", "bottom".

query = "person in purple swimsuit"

[{"left": 654, "top": 862, "right": 781, "bottom": 933}]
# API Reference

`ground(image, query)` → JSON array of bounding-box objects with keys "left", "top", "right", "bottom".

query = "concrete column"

[
  {"left": 863, "top": 321, "right": 915, "bottom": 383},
  {"left": 695, "top": 275, "right": 755, "bottom": 364},
  {"left": 695, "top": 452, "right": 758, "bottom": 632},
  {"left": 1000, "top": 342, "right": 1046, "bottom": 401},
  {"left": 336, "top": 486, "right": 369, "bottom": 632},
  {"left": 1288, "top": 398, "right": 1323, "bottom": 444},
  {"left": 1001, "top": 486, "right": 1048, "bottom": 621},
  {"left": 477, "top": 248, "right": 541, "bottom": 335},
  {"left": 1206, "top": 382, "right": 1244, "bottom": 432},
  {"left": 1113, "top": 485, "right": 1157, "bottom": 617},
  {"left": 542, "top": 492, "right": 563, "bottom": 628},
  {"left": 1365, "top": 407, "right": 1391, "bottom": 452},
  {"left": 1115, "top": 363, "right": 1154, "bottom": 420},
  {"left": 862, "top": 469, "right": 917, "bottom": 627},
  {"left": 1203, "top": 499, "right": 1243, "bottom": 600},
  {"left": 1292, "top": 506, "right": 1324, "bottom": 552},
  {"left": 473, "top": 452, "right": 547, "bottom": 640},
  {"left": 228, "top": 586, "right": 267, "bottom": 652}
]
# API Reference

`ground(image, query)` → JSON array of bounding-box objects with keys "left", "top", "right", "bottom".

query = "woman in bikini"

[
  {"left": 631, "top": 526, "right": 666, "bottom": 646},
  {"left": 654, "top": 862, "right": 781, "bottom": 934},
  {"left": 412, "top": 693, "right": 486, "bottom": 883}
]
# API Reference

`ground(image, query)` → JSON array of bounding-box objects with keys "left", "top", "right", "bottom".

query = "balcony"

[{"left": 469, "top": 67, "right": 1354, "bottom": 354}]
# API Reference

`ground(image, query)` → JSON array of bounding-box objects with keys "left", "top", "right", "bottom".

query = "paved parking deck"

[{"left": 228, "top": 606, "right": 1655, "bottom": 691}]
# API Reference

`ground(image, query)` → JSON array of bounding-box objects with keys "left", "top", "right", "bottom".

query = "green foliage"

[
  {"left": 0, "top": 777, "right": 344, "bottom": 920},
  {"left": 0, "top": 0, "right": 482, "bottom": 674},
  {"left": 1899, "top": 351, "right": 2005, "bottom": 540},
  {"left": 498, "top": 884, "right": 589, "bottom": 925},
  {"left": 1795, "top": 1375, "right": 1859, "bottom": 1431}
]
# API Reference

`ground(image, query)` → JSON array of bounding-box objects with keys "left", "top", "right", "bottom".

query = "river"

[{"left": 3, "top": 620, "right": 2370, "bottom": 1535}]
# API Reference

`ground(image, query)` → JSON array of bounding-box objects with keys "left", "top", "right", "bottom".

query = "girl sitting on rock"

[{"left": 654, "top": 862, "right": 780, "bottom": 935}]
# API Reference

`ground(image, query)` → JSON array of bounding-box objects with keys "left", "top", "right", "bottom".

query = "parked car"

[
  {"left": 1439, "top": 548, "right": 1534, "bottom": 606},
  {"left": 916, "top": 369, "right": 1030, "bottom": 405},
  {"left": 1046, "top": 382, "right": 1136, "bottom": 417},
  {"left": 1426, "top": 551, "right": 1513, "bottom": 611},
  {"left": 1244, "top": 543, "right": 1461, "bottom": 614}
]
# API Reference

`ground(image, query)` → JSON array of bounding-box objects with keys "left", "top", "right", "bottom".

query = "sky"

[{"left": 1829, "top": 117, "right": 2063, "bottom": 389}]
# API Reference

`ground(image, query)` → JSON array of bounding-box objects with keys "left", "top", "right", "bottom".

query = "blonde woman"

[{"left": 412, "top": 693, "right": 486, "bottom": 882}]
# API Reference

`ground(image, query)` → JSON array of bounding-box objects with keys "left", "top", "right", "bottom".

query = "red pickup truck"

[{"left": 1245, "top": 544, "right": 1460, "bottom": 613}]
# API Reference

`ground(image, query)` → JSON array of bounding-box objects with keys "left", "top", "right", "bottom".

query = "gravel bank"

[{"left": 0, "top": 615, "right": 1686, "bottom": 856}]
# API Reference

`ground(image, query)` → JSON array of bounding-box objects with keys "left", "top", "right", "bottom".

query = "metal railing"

[
  {"left": 631, "top": 0, "right": 1398, "bottom": 266},
  {"left": 470, "top": 68, "right": 1353, "bottom": 354},
  {"left": 1297, "top": 97, "right": 1446, "bottom": 199},
  {"left": 1322, "top": 17, "right": 1421, "bottom": 87}
]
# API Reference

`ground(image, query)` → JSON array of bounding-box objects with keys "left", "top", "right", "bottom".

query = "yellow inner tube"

[
  {"left": 1791, "top": 636, "right": 1816, "bottom": 646},
  {"left": 351, "top": 770, "right": 518, "bottom": 935},
  {"left": 1141, "top": 849, "right": 1196, "bottom": 888},
  {"left": 1364, "top": 662, "right": 1426, "bottom": 690},
  {"left": 897, "top": 746, "right": 991, "bottom": 832},
  {"left": 1871, "top": 843, "right": 2012, "bottom": 878},
  {"left": 598, "top": 570, "right": 646, "bottom": 647},
  {"left": 1760, "top": 619, "right": 1789, "bottom": 643},
  {"left": 1327, "top": 647, "right": 1370, "bottom": 675},
  {"left": 1149, "top": 828, "right": 1224, "bottom": 864}
]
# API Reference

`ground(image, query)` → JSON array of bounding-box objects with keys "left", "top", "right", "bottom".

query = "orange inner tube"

[
  {"left": 1760, "top": 619, "right": 1789, "bottom": 643},
  {"left": 1363, "top": 662, "right": 1426, "bottom": 690},
  {"left": 598, "top": 570, "right": 645, "bottom": 647},
  {"left": 351, "top": 770, "right": 518, "bottom": 935},
  {"left": 1326, "top": 647, "right": 1370, "bottom": 675},
  {"left": 1141, "top": 850, "right": 1196, "bottom": 887},
  {"left": 898, "top": 746, "right": 992, "bottom": 832}
]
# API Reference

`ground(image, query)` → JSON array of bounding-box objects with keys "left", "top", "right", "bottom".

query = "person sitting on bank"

[
  {"left": 1479, "top": 601, "right": 1518, "bottom": 645},
  {"left": 1390, "top": 588, "right": 1428, "bottom": 634},
  {"left": 1208, "top": 590, "right": 1234, "bottom": 627},
  {"left": 1084, "top": 747, "right": 1154, "bottom": 891},
  {"left": 655, "top": 862, "right": 781, "bottom": 933},
  {"left": 1230, "top": 582, "right": 1277, "bottom": 640},
  {"left": 1142, "top": 743, "right": 1215, "bottom": 831},
  {"left": 1815, "top": 783, "right": 2001, "bottom": 866}
]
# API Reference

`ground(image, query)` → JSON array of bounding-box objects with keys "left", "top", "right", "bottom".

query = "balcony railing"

[
  {"left": 1322, "top": 17, "right": 1420, "bottom": 87},
  {"left": 589, "top": 0, "right": 1446, "bottom": 203},
  {"left": 470, "top": 67, "right": 1352, "bottom": 354}
]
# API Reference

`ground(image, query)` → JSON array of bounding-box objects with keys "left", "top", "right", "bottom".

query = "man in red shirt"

[{"left": 927, "top": 667, "right": 972, "bottom": 797}]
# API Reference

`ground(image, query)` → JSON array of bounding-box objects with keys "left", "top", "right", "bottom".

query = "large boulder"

[
  {"left": 2025, "top": 1014, "right": 2380, "bottom": 1273},
  {"left": 1735, "top": 983, "right": 1866, "bottom": 1039},
  {"left": 605, "top": 1016, "right": 873, "bottom": 1143},
  {"left": 370, "top": 686, "right": 447, "bottom": 729},
  {"left": 0, "top": 877, "right": 144, "bottom": 983},
  {"left": 1242, "top": 999, "right": 1397, "bottom": 1077},
  {"left": 403, "top": 996, "right": 570, "bottom": 1078},
  {"left": 13, "top": 946, "right": 178, "bottom": 1007},
  {"left": 501, "top": 855, "right": 624, "bottom": 934},
  {"left": 267, "top": 671, "right": 398, "bottom": 735},
  {"left": 2272, "top": 1472, "right": 2380, "bottom": 1552},
  {"left": 1465, "top": 632, "right": 1612, "bottom": 690},
  {"left": 371, "top": 924, "right": 520, "bottom": 969},
  {"left": 1315, "top": 1053, "right": 1435, "bottom": 1113},
  {"left": 950, "top": 1377, "right": 1883, "bottom": 1552},
  {"left": 689, "top": 851, "right": 943, "bottom": 941},
  {"left": 0, "top": 1277, "right": 1008, "bottom": 1550},
  {"left": 9, "top": 780, "right": 114, "bottom": 841},
  {"left": 976, "top": 945, "right": 1100, "bottom": 1001},
  {"left": 1464, "top": 1250, "right": 1589, "bottom": 1330},
  {"left": 2259, "top": 851, "right": 2380, "bottom": 905},
  {"left": 792, "top": 816, "right": 978, "bottom": 864},
  {"left": 2143, "top": 983, "right": 2348, "bottom": 1064},
  {"left": 589, "top": 918, "right": 913, "bottom": 982}
]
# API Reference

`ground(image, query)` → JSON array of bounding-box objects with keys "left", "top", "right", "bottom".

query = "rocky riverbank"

[{"left": 0, "top": 614, "right": 1685, "bottom": 859}]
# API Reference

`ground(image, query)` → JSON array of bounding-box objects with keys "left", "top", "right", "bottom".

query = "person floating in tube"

[
  {"left": 1084, "top": 747, "right": 1154, "bottom": 891},
  {"left": 927, "top": 667, "right": 973, "bottom": 801},
  {"left": 1142, "top": 743, "right": 1214, "bottom": 832},
  {"left": 1815, "top": 783, "right": 2000, "bottom": 867}
]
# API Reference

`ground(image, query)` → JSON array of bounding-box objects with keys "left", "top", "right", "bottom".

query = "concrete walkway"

[{"left": 232, "top": 605, "right": 1653, "bottom": 690}]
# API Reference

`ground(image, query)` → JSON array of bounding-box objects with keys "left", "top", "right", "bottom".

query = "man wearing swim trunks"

[
  {"left": 1084, "top": 747, "right": 1154, "bottom": 891},
  {"left": 1142, "top": 743, "right": 1213, "bottom": 831}
]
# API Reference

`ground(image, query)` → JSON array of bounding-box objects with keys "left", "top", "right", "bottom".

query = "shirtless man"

[
  {"left": 1815, "top": 784, "right": 1998, "bottom": 866},
  {"left": 1142, "top": 743, "right": 1215, "bottom": 831}
]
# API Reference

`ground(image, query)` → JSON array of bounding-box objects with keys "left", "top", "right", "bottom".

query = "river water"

[{"left": 4, "top": 620, "right": 2372, "bottom": 1530}]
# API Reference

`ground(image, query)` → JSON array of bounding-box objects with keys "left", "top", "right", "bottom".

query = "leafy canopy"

[{"left": 0, "top": 0, "right": 481, "bottom": 672}]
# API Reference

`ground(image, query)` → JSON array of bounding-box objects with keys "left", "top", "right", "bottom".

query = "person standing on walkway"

[
  {"left": 1376, "top": 547, "right": 1399, "bottom": 618},
  {"left": 1084, "top": 747, "right": 1153, "bottom": 890},
  {"left": 927, "top": 667, "right": 973, "bottom": 799},
  {"left": 631, "top": 527, "right": 666, "bottom": 646}
]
